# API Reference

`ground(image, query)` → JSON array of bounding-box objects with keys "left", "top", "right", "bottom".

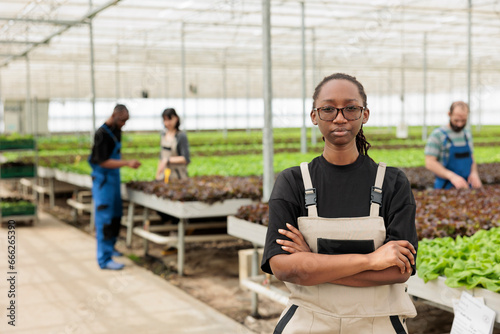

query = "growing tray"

[
  {"left": 227, "top": 216, "right": 267, "bottom": 246},
  {"left": 1, "top": 204, "right": 36, "bottom": 217},
  {"left": 0, "top": 165, "right": 36, "bottom": 178},
  {"left": 126, "top": 189, "right": 255, "bottom": 219},
  {"left": 407, "top": 275, "right": 500, "bottom": 323},
  {"left": 0, "top": 138, "right": 35, "bottom": 150},
  {"left": 54, "top": 169, "right": 92, "bottom": 188}
]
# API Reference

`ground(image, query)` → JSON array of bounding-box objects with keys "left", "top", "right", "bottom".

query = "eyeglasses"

[{"left": 313, "top": 105, "right": 365, "bottom": 121}]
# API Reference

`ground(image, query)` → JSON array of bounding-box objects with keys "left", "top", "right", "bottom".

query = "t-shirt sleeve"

[
  {"left": 90, "top": 128, "right": 115, "bottom": 165},
  {"left": 261, "top": 170, "right": 303, "bottom": 275},
  {"left": 177, "top": 132, "right": 191, "bottom": 164},
  {"left": 424, "top": 128, "right": 443, "bottom": 158},
  {"left": 384, "top": 169, "right": 418, "bottom": 274}
]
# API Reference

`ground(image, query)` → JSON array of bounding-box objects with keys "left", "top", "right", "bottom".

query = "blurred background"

[{"left": 1, "top": 0, "right": 499, "bottom": 134}]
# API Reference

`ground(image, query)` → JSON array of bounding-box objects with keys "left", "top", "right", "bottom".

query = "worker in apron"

[
  {"left": 433, "top": 129, "right": 473, "bottom": 189},
  {"left": 155, "top": 108, "right": 190, "bottom": 183},
  {"left": 261, "top": 73, "right": 418, "bottom": 333},
  {"left": 271, "top": 162, "right": 416, "bottom": 333},
  {"left": 158, "top": 131, "right": 189, "bottom": 181},
  {"left": 425, "top": 101, "right": 482, "bottom": 189},
  {"left": 89, "top": 105, "right": 141, "bottom": 270},
  {"left": 155, "top": 108, "right": 190, "bottom": 226}
]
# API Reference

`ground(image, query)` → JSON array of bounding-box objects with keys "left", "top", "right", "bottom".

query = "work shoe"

[
  {"left": 112, "top": 250, "right": 123, "bottom": 257},
  {"left": 103, "top": 260, "right": 124, "bottom": 270}
]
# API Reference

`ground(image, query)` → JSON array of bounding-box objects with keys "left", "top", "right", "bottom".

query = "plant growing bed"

[
  {"left": 126, "top": 175, "right": 263, "bottom": 204},
  {"left": 125, "top": 176, "right": 264, "bottom": 275},
  {"left": 0, "top": 197, "right": 36, "bottom": 216},
  {"left": 0, "top": 135, "right": 35, "bottom": 150},
  {"left": 414, "top": 185, "right": 500, "bottom": 239},
  {"left": 417, "top": 227, "right": 500, "bottom": 292},
  {"left": 0, "top": 162, "right": 36, "bottom": 178},
  {"left": 233, "top": 184, "right": 500, "bottom": 241},
  {"left": 402, "top": 163, "right": 500, "bottom": 189}
]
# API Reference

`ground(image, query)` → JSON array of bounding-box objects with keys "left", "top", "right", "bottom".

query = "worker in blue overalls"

[
  {"left": 88, "top": 104, "right": 141, "bottom": 270},
  {"left": 424, "top": 101, "right": 482, "bottom": 189}
]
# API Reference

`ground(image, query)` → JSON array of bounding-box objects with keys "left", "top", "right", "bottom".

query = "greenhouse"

[{"left": 1, "top": 1, "right": 500, "bottom": 333}]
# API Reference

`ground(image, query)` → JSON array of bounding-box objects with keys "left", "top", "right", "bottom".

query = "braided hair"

[{"left": 312, "top": 73, "right": 371, "bottom": 156}]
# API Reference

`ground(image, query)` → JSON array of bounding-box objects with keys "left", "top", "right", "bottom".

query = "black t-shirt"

[
  {"left": 261, "top": 154, "right": 418, "bottom": 275},
  {"left": 89, "top": 124, "right": 122, "bottom": 165}
]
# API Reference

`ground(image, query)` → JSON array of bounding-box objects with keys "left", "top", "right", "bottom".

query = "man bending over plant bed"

[{"left": 424, "top": 101, "right": 482, "bottom": 189}]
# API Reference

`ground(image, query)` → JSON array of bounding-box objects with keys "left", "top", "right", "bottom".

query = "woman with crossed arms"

[{"left": 261, "top": 73, "right": 418, "bottom": 334}]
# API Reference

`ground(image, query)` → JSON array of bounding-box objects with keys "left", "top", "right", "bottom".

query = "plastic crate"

[
  {"left": 0, "top": 138, "right": 35, "bottom": 150},
  {"left": 0, "top": 165, "right": 36, "bottom": 179},
  {"left": 1, "top": 204, "right": 36, "bottom": 217}
]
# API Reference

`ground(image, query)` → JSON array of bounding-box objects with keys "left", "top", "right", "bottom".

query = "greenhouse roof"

[{"left": 0, "top": 0, "right": 499, "bottom": 100}]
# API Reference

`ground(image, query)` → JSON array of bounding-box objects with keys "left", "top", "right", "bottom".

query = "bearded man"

[{"left": 424, "top": 101, "right": 482, "bottom": 189}]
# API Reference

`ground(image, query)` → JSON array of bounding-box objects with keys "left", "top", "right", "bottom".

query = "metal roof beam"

[
  {"left": 0, "top": 40, "right": 36, "bottom": 44},
  {"left": 0, "top": 16, "right": 79, "bottom": 26},
  {"left": 0, "top": 0, "right": 121, "bottom": 67}
]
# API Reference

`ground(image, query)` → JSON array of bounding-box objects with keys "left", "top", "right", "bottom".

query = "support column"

[
  {"left": 181, "top": 22, "right": 186, "bottom": 121},
  {"left": 115, "top": 44, "right": 120, "bottom": 100},
  {"left": 88, "top": 0, "right": 97, "bottom": 137},
  {"left": 262, "top": 0, "right": 274, "bottom": 204},
  {"left": 300, "top": 1, "right": 307, "bottom": 154},
  {"left": 222, "top": 50, "right": 228, "bottom": 139},
  {"left": 476, "top": 69, "right": 481, "bottom": 131},
  {"left": 467, "top": 0, "right": 472, "bottom": 125},
  {"left": 25, "top": 55, "right": 31, "bottom": 135},
  {"left": 422, "top": 33, "right": 428, "bottom": 141},
  {"left": 246, "top": 66, "right": 251, "bottom": 134},
  {"left": 311, "top": 28, "right": 317, "bottom": 145}
]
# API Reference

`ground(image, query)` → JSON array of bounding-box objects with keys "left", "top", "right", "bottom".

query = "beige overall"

[
  {"left": 274, "top": 162, "right": 417, "bottom": 334},
  {"left": 160, "top": 132, "right": 188, "bottom": 181}
]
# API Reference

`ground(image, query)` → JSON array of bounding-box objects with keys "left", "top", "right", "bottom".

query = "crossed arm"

[{"left": 269, "top": 223, "right": 415, "bottom": 287}]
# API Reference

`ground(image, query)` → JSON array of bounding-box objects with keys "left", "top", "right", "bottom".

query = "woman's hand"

[
  {"left": 368, "top": 240, "right": 416, "bottom": 274},
  {"left": 276, "top": 223, "right": 311, "bottom": 254}
]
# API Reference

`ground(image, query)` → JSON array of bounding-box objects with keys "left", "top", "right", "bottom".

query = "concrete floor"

[{"left": 0, "top": 211, "right": 254, "bottom": 334}]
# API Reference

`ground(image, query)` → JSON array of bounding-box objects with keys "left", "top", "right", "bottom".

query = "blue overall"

[
  {"left": 88, "top": 124, "right": 123, "bottom": 268},
  {"left": 434, "top": 129, "right": 473, "bottom": 189}
]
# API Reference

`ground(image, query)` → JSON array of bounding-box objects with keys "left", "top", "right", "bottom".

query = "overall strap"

[
  {"left": 370, "top": 162, "right": 387, "bottom": 217},
  {"left": 299, "top": 162, "right": 318, "bottom": 217},
  {"left": 102, "top": 124, "right": 119, "bottom": 144},
  {"left": 439, "top": 128, "right": 453, "bottom": 146},
  {"left": 463, "top": 131, "right": 470, "bottom": 146}
]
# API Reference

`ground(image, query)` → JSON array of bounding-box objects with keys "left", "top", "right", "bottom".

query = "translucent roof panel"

[{"left": 0, "top": 0, "right": 499, "bottom": 101}]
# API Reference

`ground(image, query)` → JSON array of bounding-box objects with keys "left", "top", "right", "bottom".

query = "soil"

[{"left": 6, "top": 183, "right": 500, "bottom": 334}]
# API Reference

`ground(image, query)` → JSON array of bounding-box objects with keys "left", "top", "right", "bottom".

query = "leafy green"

[{"left": 417, "top": 228, "right": 500, "bottom": 292}]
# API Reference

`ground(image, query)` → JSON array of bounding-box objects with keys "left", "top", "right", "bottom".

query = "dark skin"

[
  {"left": 99, "top": 109, "right": 141, "bottom": 170},
  {"left": 269, "top": 79, "right": 416, "bottom": 287}
]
